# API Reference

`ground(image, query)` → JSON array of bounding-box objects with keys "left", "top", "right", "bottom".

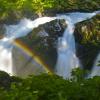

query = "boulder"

[{"left": 74, "top": 14, "right": 100, "bottom": 70}]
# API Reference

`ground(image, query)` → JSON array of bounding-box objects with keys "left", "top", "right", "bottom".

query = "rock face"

[
  {"left": 17, "top": 19, "right": 67, "bottom": 71},
  {"left": 74, "top": 14, "right": 100, "bottom": 70}
]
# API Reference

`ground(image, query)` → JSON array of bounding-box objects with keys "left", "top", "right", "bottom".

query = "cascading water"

[
  {"left": 0, "top": 17, "right": 56, "bottom": 75},
  {"left": 55, "top": 17, "right": 79, "bottom": 78},
  {"left": 0, "top": 10, "right": 99, "bottom": 77},
  {"left": 0, "top": 38, "right": 13, "bottom": 74},
  {"left": 55, "top": 11, "right": 99, "bottom": 79}
]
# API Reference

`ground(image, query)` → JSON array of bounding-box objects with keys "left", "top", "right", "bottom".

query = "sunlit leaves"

[{"left": 0, "top": 0, "right": 100, "bottom": 18}]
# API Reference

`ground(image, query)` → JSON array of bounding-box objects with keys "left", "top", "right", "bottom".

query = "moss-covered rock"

[
  {"left": 75, "top": 14, "right": 100, "bottom": 45},
  {"left": 74, "top": 14, "right": 100, "bottom": 70}
]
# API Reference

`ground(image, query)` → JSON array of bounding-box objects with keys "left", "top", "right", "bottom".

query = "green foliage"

[
  {"left": 0, "top": 70, "right": 100, "bottom": 100},
  {"left": 71, "top": 68, "right": 89, "bottom": 82},
  {"left": 0, "top": 0, "right": 100, "bottom": 19}
]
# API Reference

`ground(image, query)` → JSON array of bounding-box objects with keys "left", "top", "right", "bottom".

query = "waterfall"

[
  {"left": 55, "top": 17, "right": 79, "bottom": 78},
  {"left": 0, "top": 17, "right": 56, "bottom": 75},
  {"left": 55, "top": 11, "right": 99, "bottom": 79},
  {"left": 0, "top": 38, "right": 13, "bottom": 74},
  {"left": 0, "top": 10, "right": 99, "bottom": 77}
]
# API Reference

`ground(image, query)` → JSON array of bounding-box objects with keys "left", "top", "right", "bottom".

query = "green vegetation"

[
  {"left": 0, "top": 69, "right": 100, "bottom": 100},
  {"left": 0, "top": 0, "right": 100, "bottom": 19}
]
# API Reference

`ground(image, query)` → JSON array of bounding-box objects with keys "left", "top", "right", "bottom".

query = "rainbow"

[{"left": 13, "top": 39, "right": 54, "bottom": 75}]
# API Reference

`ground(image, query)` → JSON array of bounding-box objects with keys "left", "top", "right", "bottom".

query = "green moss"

[
  {"left": 75, "top": 14, "right": 100, "bottom": 45},
  {"left": 74, "top": 14, "right": 100, "bottom": 70}
]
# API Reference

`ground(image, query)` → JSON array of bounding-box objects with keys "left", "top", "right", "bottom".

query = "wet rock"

[
  {"left": 0, "top": 71, "right": 11, "bottom": 89},
  {"left": 17, "top": 19, "right": 67, "bottom": 71},
  {"left": 74, "top": 14, "right": 100, "bottom": 70}
]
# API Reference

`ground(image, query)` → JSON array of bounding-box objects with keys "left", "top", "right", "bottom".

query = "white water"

[
  {"left": 0, "top": 17, "right": 56, "bottom": 75},
  {"left": 0, "top": 11, "right": 99, "bottom": 77},
  {"left": 55, "top": 11, "right": 99, "bottom": 79},
  {"left": 0, "top": 38, "right": 13, "bottom": 74}
]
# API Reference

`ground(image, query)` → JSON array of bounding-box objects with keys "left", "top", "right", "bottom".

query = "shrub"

[{"left": 0, "top": 70, "right": 100, "bottom": 100}]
